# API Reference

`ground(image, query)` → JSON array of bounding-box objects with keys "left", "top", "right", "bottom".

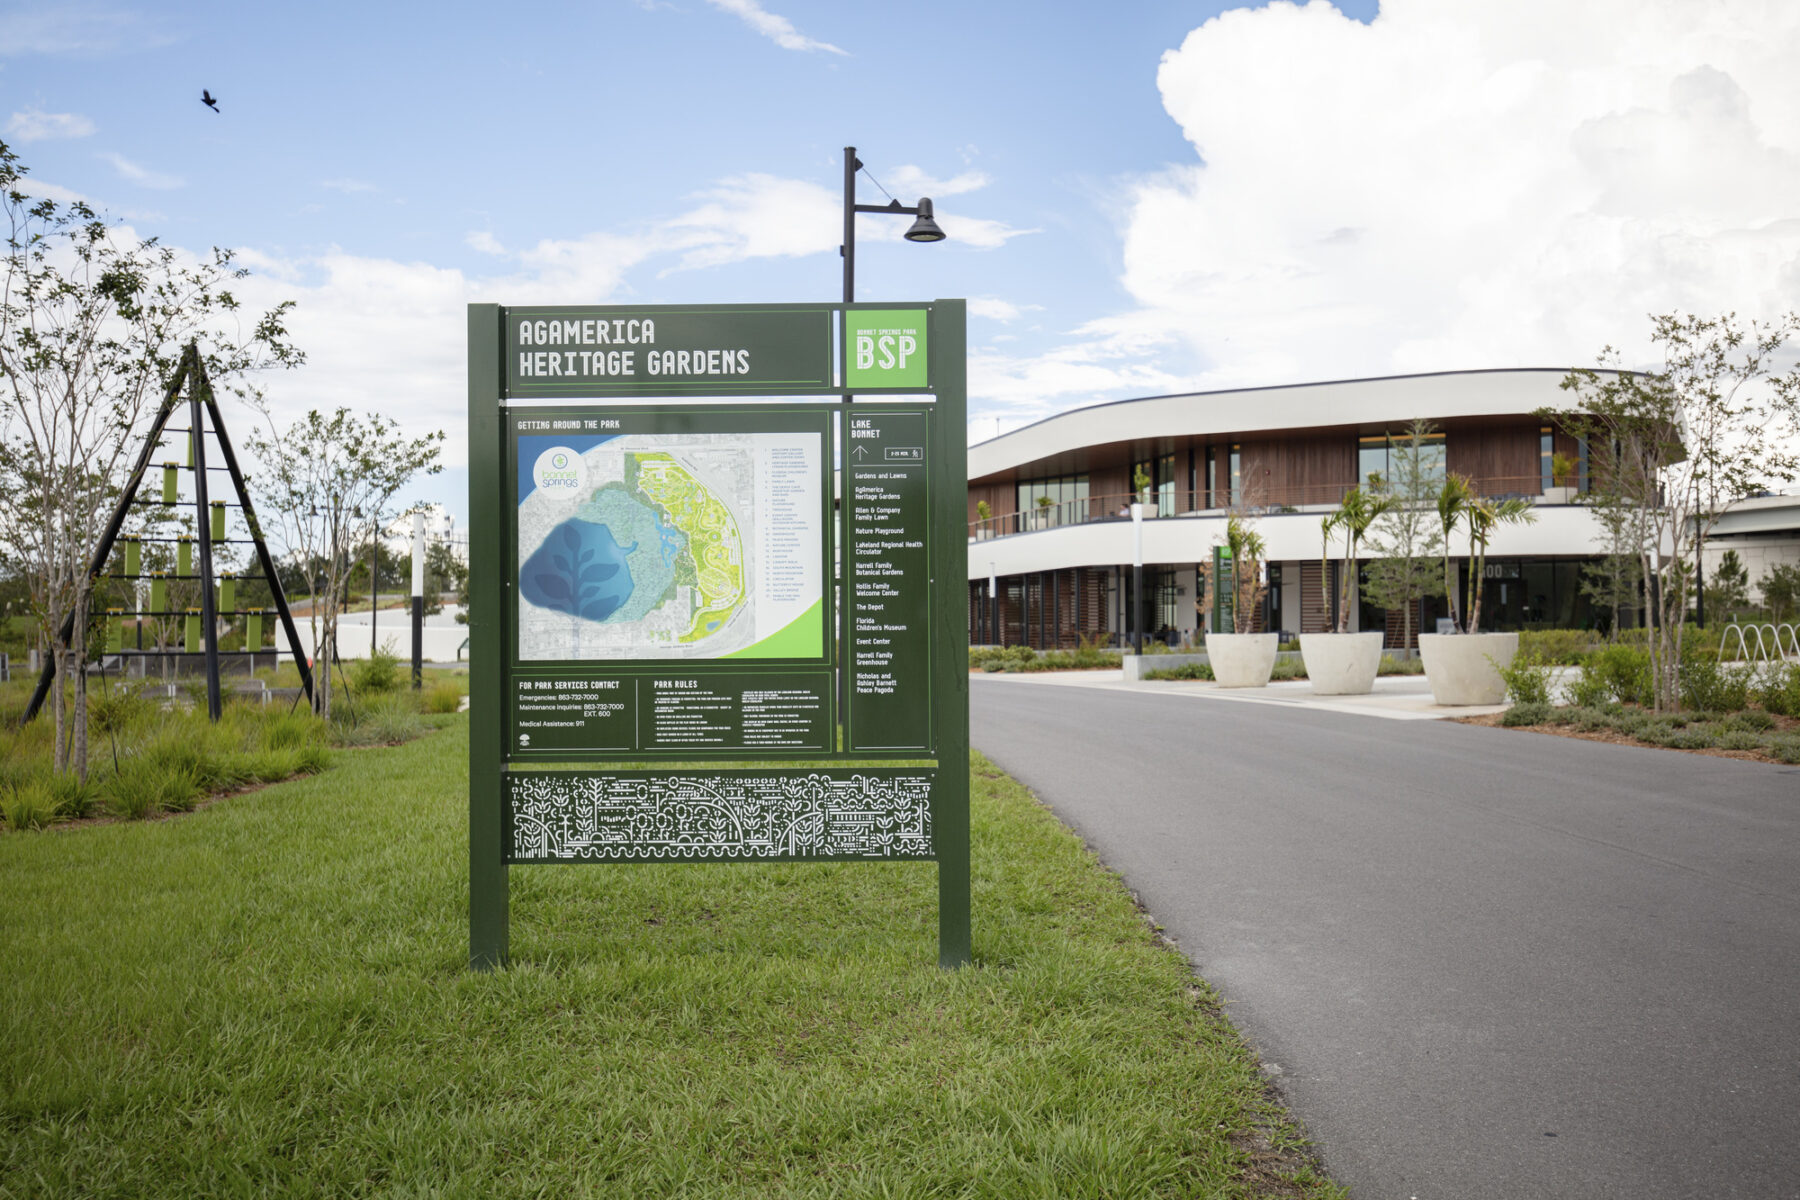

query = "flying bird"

[{"left": 201, "top": 90, "right": 219, "bottom": 112}]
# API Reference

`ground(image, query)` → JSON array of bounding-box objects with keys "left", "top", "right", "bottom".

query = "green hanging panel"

[
  {"left": 185, "top": 609, "right": 202, "bottom": 652},
  {"left": 210, "top": 501, "right": 226, "bottom": 542},
  {"left": 106, "top": 610, "right": 123, "bottom": 654},
  {"left": 178, "top": 536, "right": 193, "bottom": 576},
  {"left": 122, "top": 535, "right": 140, "bottom": 578},
  {"left": 218, "top": 574, "right": 235, "bottom": 614},
  {"left": 163, "top": 463, "right": 179, "bottom": 504},
  {"left": 149, "top": 572, "right": 168, "bottom": 616},
  {"left": 246, "top": 609, "right": 263, "bottom": 649}
]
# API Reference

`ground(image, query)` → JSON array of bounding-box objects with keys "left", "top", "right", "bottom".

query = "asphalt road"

[{"left": 971, "top": 675, "right": 1800, "bottom": 1200}]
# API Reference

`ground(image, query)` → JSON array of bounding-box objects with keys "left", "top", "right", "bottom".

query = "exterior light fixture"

[{"left": 841, "top": 146, "right": 946, "bottom": 305}]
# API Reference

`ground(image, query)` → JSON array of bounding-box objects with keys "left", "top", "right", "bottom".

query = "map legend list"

[{"left": 845, "top": 410, "right": 932, "bottom": 753}]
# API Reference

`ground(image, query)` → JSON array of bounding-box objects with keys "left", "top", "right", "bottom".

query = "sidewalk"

[{"left": 973, "top": 667, "right": 1511, "bottom": 721}]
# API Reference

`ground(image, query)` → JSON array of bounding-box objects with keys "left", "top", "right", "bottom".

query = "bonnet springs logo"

[{"left": 531, "top": 446, "right": 587, "bottom": 499}]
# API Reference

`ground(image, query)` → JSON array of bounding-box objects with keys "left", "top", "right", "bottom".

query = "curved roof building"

[{"left": 966, "top": 369, "right": 1617, "bottom": 648}]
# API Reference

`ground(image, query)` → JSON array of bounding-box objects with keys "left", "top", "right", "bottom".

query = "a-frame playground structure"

[{"left": 24, "top": 342, "right": 313, "bottom": 723}]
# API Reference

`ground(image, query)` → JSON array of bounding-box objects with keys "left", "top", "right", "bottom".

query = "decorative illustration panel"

[{"left": 507, "top": 768, "right": 934, "bottom": 863}]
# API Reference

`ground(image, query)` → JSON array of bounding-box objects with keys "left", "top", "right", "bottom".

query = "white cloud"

[
  {"left": 969, "top": 0, "right": 1800, "bottom": 432},
  {"left": 5, "top": 108, "right": 95, "bottom": 141},
  {"left": 703, "top": 0, "right": 845, "bottom": 54},
  {"left": 884, "top": 166, "right": 990, "bottom": 198},
  {"left": 99, "top": 151, "right": 184, "bottom": 189},
  {"left": 968, "top": 297, "right": 1043, "bottom": 323},
  {"left": 464, "top": 230, "right": 506, "bottom": 256},
  {"left": 1139, "top": 0, "right": 1800, "bottom": 384}
]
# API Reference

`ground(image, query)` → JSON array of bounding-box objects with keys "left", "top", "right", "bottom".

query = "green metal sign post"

[{"left": 467, "top": 301, "right": 969, "bottom": 971}]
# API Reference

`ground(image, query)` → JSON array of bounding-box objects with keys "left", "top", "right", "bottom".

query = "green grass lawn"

[{"left": 0, "top": 720, "right": 1340, "bottom": 1198}]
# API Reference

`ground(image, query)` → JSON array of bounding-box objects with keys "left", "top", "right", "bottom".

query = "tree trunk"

[{"left": 71, "top": 588, "right": 91, "bottom": 781}]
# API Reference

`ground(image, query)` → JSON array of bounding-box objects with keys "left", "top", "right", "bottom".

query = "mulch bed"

[{"left": 1454, "top": 709, "right": 1799, "bottom": 766}]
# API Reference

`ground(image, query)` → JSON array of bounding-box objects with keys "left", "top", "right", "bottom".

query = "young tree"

[
  {"left": 0, "top": 141, "right": 300, "bottom": 777},
  {"left": 1552, "top": 313, "right": 1800, "bottom": 710},
  {"left": 246, "top": 408, "right": 442, "bottom": 717},
  {"left": 1759, "top": 561, "right": 1799, "bottom": 623},
  {"left": 1704, "top": 549, "right": 1750, "bottom": 622},
  {"left": 1364, "top": 420, "right": 1446, "bottom": 650}
]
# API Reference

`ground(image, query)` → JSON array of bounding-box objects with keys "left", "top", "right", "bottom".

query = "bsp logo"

[
  {"left": 845, "top": 309, "right": 929, "bottom": 389},
  {"left": 855, "top": 330, "right": 917, "bottom": 372},
  {"left": 531, "top": 446, "right": 586, "bottom": 499}
]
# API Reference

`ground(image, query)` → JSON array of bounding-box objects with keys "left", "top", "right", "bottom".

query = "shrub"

[
  {"left": 422, "top": 679, "right": 464, "bottom": 714},
  {"left": 1269, "top": 657, "right": 1307, "bottom": 681},
  {"left": 1755, "top": 663, "right": 1800, "bottom": 718},
  {"left": 1717, "top": 730, "right": 1764, "bottom": 752},
  {"left": 1565, "top": 706, "right": 1617, "bottom": 732},
  {"left": 1770, "top": 736, "right": 1800, "bottom": 765},
  {"left": 351, "top": 649, "right": 403, "bottom": 694},
  {"left": 1518, "top": 628, "right": 1592, "bottom": 665},
  {"left": 1378, "top": 654, "right": 1425, "bottom": 675},
  {"left": 1143, "top": 662, "right": 1213, "bottom": 681},
  {"left": 1501, "top": 702, "right": 1552, "bottom": 726},
  {"left": 3, "top": 780, "right": 63, "bottom": 831},
  {"left": 1497, "top": 648, "right": 1553, "bottom": 706},
  {"left": 1679, "top": 649, "right": 1750, "bottom": 713},
  {"left": 1588, "top": 644, "right": 1652, "bottom": 707},
  {"left": 1567, "top": 667, "right": 1614, "bottom": 710},
  {"left": 1658, "top": 728, "right": 1718, "bottom": 751},
  {"left": 1725, "top": 710, "right": 1776, "bottom": 734},
  {"left": 88, "top": 687, "right": 151, "bottom": 736}
]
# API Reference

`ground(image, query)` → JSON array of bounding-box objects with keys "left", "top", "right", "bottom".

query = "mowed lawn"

[{"left": 0, "top": 719, "right": 1340, "bottom": 1199}]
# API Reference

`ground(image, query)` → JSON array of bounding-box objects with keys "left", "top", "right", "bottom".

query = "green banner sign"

[{"left": 506, "top": 306, "right": 834, "bottom": 397}]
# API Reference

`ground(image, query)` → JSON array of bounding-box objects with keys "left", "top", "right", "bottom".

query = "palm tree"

[
  {"left": 1436, "top": 474, "right": 1474, "bottom": 630},
  {"left": 1332, "top": 477, "right": 1396, "bottom": 632},
  {"left": 1463, "top": 495, "right": 1536, "bottom": 634},
  {"left": 1318, "top": 511, "right": 1340, "bottom": 630},
  {"left": 1224, "top": 515, "right": 1267, "bottom": 634}
]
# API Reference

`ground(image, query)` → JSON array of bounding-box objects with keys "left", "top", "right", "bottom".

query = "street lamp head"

[{"left": 903, "top": 197, "right": 946, "bottom": 243}]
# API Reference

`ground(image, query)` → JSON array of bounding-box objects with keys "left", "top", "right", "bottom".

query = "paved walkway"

[
  {"left": 977, "top": 667, "right": 1511, "bottom": 721},
  {"left": 972, "top": 673, "right": 1800, "bottom": 1200}
]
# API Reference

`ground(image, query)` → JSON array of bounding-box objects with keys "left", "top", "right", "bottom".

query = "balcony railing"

[{"left": 969, "top": 477, "right": 1569, "bottom": 540}]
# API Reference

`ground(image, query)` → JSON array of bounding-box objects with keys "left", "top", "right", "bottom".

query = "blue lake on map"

[
  {"left": 521, "top": 487, "right": 689, "bottom": 625},
  {"left": 519, "top": 519, "right": 637, "bottom": 622}
]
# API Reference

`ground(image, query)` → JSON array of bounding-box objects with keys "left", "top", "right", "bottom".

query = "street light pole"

[{"left": 840, "top": 145, "right": 946, "bottom": 309}]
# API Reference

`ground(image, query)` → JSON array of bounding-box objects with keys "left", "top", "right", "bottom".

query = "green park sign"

[{"left": 467, "top": 301, "right": 969, "bottom": 970}]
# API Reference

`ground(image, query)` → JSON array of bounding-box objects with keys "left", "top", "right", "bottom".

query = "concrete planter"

[
  {"left": 1299, "top": 631, "right": 1385, "bottom": 695},
  {"left": 1418, "top": 632, "right": 1519, "bottom": 706},
  {"left": 1205, "top": 632, "right": 1278, "bottom": 688}
]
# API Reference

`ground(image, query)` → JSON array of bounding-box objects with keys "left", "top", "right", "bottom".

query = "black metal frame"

[{"left": 23, "top": 343, "right": 315, "bottom": 723}]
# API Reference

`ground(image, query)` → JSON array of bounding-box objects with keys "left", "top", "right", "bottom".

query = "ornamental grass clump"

[{"left": 422, "top": 678, "right": 464, "bottom": 714}]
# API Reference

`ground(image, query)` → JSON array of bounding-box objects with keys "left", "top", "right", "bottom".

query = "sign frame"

[{"left": 468, "top": 300, "right": 969, "bottom": 971}]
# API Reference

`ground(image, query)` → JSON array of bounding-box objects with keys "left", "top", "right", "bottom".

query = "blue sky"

[{"left": 5, "top": 0, "right": 1795, "bottom": 527}]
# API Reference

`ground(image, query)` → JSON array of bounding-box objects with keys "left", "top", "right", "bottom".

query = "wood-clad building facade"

[{"left": 967, "top": 370, "right": 1615, "bottom": 648}]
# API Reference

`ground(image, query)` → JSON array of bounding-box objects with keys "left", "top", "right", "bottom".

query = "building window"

[
  {"left": 1540, "top": 426, "right": 1555, "bottom": 492},
  {"left": 1157, "top": 453, "right": 1176, "bottom": 516},
  {"left": 1229, "top": 443, "right": 1241, "bottom": 506},
  {"left": 1359, "top": 431, "right": 1446, "bottom": 489},
  {"left": 1016, "top": 473, "right": 1089, "bottom": 529},
  {"left": 1205, "top": 445, "right": 1218, "bottom": 508}
]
